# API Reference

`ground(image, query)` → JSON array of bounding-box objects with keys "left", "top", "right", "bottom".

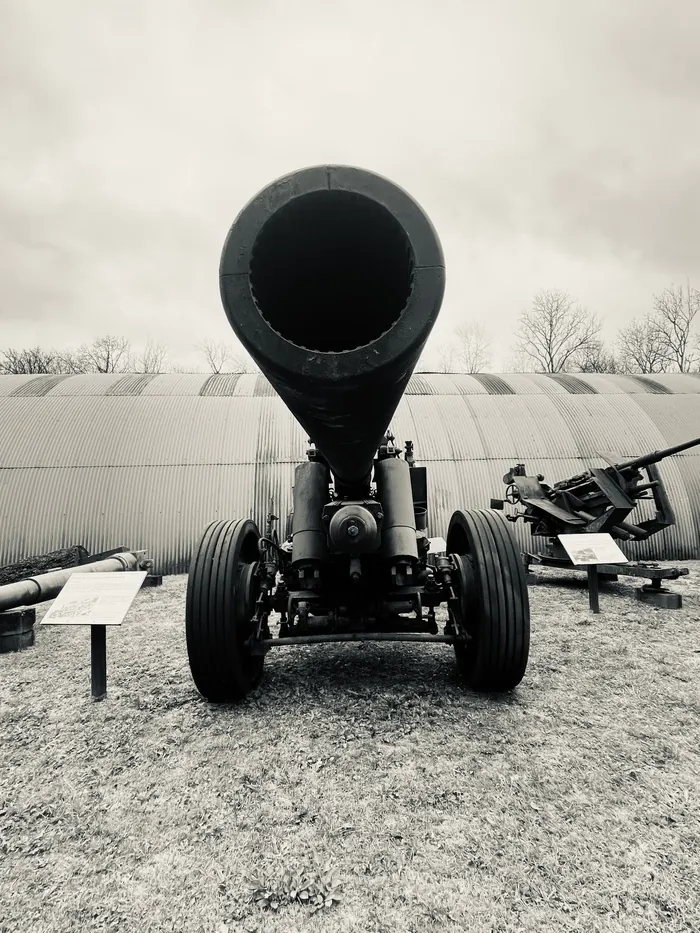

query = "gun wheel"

[
  {"left": 186, "top": 518, "right": 263, "bottom": 703},
  {"left": 447, "top": 508, "right": 530, "bottom": 692}
]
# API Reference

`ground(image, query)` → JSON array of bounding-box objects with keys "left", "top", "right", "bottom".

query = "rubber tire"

[
  {"left": 186, "top": 518, "right": 264, "bottom": 703},
  {"left": 446, "top": 508, "right": 530, "bottom": 692}
]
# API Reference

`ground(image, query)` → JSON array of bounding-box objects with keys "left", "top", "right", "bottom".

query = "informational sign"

[
  {"left": 428, "top": 537, "right": 447, "bottom": 555},
  {"left": 558, "top": 533, "right": 628, "bottom": 566},
  {"left": 41, "top": 572, "right": 148, "bottom": 626}
]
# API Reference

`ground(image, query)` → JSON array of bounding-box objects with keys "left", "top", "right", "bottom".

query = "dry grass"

[{"left": 2, "top": 563, "right": 699, "bottom": 933}]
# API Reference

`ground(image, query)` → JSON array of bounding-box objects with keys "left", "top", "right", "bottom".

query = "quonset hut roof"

[{"left": 2, "top": 372, "right": 700, "bottom": 573}]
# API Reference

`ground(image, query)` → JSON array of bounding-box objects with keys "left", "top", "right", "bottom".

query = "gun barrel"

[
  {"left": 619, "top": 436, "right": 700, "bottom": 472},
  {"left": 219, "top": 165, "right": 445, "bottom": 491}
]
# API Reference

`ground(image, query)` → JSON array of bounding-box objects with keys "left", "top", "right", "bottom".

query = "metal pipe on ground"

[{"left": 0, "top": 550, "right": 149, "bottom": 613}]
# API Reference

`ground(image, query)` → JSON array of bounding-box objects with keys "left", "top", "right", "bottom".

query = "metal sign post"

[
  {"left": 557, "top": 534, "right": 628, "bottom": 614},
  {"left": 41, "top": 572, "right": 147, "bottom": 699}
]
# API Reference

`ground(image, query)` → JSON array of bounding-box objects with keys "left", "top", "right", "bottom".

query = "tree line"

[
  {"left": 2, "top": 282, "right": 698, "bottom": 377},
  {"left": 0, "top": 337, "right": 257, "bottom": 376},
  {"left": 434, "top": 281, "right": 700, "bottom": 374}
]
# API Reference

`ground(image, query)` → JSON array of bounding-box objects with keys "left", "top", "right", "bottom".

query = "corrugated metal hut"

[{"left": 1, "top": 372, "right": 699, "bottom": 573}]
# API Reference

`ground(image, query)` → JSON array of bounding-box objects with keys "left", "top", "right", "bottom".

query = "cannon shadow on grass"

[{"left": 198, "top": 640, "right": 529, "bottom": 716}]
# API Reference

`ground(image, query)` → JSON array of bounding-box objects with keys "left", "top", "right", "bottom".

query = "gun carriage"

[
  {"left": 491, "top": 439, "right": 700, "bottom": 600},
  {"left": 186, "top": 166, "right": 530, "bottom": 702},
  {"left": 491, "top": 438, "right": 700, "bottom": 555}
]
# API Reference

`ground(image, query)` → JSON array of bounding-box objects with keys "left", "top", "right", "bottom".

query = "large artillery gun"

[{"left": 185, "top": 165, "right": 530, "bottom": 703}]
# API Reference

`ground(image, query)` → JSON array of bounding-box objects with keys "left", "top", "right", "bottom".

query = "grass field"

[{"left": 2, "top": 563, "right": 699, "bottom": 933}]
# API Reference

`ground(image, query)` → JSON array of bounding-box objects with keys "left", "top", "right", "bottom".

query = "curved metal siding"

[
  {"left": 546, "top": 374, "right": 598, "bottom": 394},
  {"left": 1, "top": 396, "right": 277, "bottom": 468},
  {"left": 649, "top": 373, "right": 700, "bottom": 394},
  {"left": 141, "top": 374, "right": 209, "bottom": 396},
  {"left": 469, "top": 373, "right": 516, "bottom": 395},
  {"left": 46, "top": 374, "right": 127, "bottom": 396},
  {"left": 461, "top": 395, "right": 581, "bottom": 460},
  {"left": 627, "top": 393, "right": 700, "bottom": 559},
  {"left": 106, "top": 374, "right": 158, "bottom": 396},
  {"left": 492, "top": 373, "right": 569, "bottom": 396},
  {"left": 1, "top": 373, "right": 699, "bottom": 572},
  {"left": 0, "top": 376, "right": 34, "bottom": 397},
  {"left": 402, "top": 395, "right": 488, "bottom": 460},
  {"left": 618, "top": 374, "right": 672, "bottom": 395},
  {"left": 414, "top": 373, "right": 462, "bottom": 395},
  {"left": 11, "top": 375, "right": 72, "bottom": 396},
  {"left": 233, "top": 374, "right": 264, "bottom": 396},
  {"left": 573, "top": 373, "right": 633, "bottom": 394},
  {"left": 200, "top": 373, "right": 242, "bottom": 396},
  {"left": 441, "top": 375, "right": 489, "bottom": 396}
]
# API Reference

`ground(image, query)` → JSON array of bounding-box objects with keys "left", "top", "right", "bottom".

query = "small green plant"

[{"left": 247, "top": 859, "right": 343, "bottom": 913}]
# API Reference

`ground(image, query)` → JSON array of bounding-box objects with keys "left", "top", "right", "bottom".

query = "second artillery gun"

[
  {"left": 491, "top": 437, "right": 700, "bottom": 570},
  {"left": 185, "top": 165, "right": 530, "bottom": 703}
]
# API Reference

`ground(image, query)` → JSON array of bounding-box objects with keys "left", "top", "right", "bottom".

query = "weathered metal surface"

[
  {"left": 0, "top": 550, "right": 148, "bottom": 612},
  {"left": 469, "top": 373, "right": 517, "bottom": 395},
  {"left": 105, "top": 374, "right": 158, "bottom": 396},
  {"left": 141, "top": 374, "right": 209, "bottom": 396},
  {"left": 9, "top": 375, "right": 72, "bottom": 397},
  {"left": 545, "top": 374, "right": 598, "bottom": 394},
  {"left": 0, "top": 546, "right": 88, "bottom": 586},
  {"left": 44, "top": 374, "right": 126, "bottom": 397},
  {"left": 0, "top": 607, "right": 36, "bottom": 653},
  {"left": 0, "top": 375, "right": 35, "bottom": 397},
  {"left": 218, "top": 165, "right": 445, "bottom": 489}
]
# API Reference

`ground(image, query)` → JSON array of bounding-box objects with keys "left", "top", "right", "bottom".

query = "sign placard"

[
  {"left": 558, "top": 533, "right": 628, "bottom": 566},
  {"left": 428, "top": 537, "right": 447, "bottom": 555},
  {"left": 41, "top": 572, "right": 148, "bottom": 626}
]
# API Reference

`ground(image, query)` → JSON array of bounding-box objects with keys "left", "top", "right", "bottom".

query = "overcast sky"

[{"left": 1, "top": 0, "right": 699, "bottom": 371}]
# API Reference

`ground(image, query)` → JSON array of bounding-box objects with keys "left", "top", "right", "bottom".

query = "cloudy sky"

[{"left": 1, "top": 0, "right": 699, "bottom": 371}]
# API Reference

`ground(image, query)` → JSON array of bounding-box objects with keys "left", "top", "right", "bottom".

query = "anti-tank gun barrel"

[
  {"left": 219, "top": 165, "right": 445, "bottom": 494},
  {"left": 496, "top": 434, "right": 700, "bottom": 548},
  {"left": 549, "top": 435, "right": 700, "bottom": 494},
  {"left": 613, "top": 436, "right": 700, "bottom": 474}
]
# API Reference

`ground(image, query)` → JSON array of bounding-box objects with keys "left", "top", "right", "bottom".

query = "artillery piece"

[
  {"left": 185, "top": 165, "right": 529, "bottom": 703},
  {"left": 491, "top": 437, "right": 700, "bottom": 565}
]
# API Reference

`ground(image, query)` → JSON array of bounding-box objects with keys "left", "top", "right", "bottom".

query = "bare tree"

[
  {"left": 169, "top": 364, "right": 203, "bottom": 374},
  {"left": 575, "top": 341, "right": 619, "bottom": 374},
  {"left": 54, "top": 349, "right": 91, "bottom": 374},
  {"left": 230, "top": 352, "right": 258, "bottom": 374},
  {"left": 0, "top": 347, "right": 62, "bottom": 374},
  {"left": 75, "top": 335, "right": 132, "bottom": 373},
  {"left": 653, "top": 281, "right": 699, "bottom": 372},
  {"left": 0, "top": 337, "right": 179, "bottom": 376},
  {"left": 433, "top": 323, "right": 491, "bottom": 373},
  {"left": 133, "top": 338, "right": 169, "bottom": 374},
  {"left": 502, "top": 348, "right": 536, "bottom": 373},
  {"left": 199, "top": 338, "right": 230, "bottom": 374},
  {"left": 512, "top": 289, "right": 601, "bottom": 373},
  {"left": 616, "top": 316, "right": 669, "bottom": 374},
  {"left": 453, "top": 322, "right": 491, "bottom": 372},
  {"left": 198, "top": 338, "right": 257, "bottom": 373},
  {"left": 435, "top": 341, "right": 459, "bottom": 373}
]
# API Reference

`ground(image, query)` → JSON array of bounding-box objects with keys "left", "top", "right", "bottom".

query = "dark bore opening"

[{"left": 249, "top": 191, "right": 414, "bottom": 352}]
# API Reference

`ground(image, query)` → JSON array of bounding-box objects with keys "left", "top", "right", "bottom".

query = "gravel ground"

[{"left": 1, "top": 562, "right": 699, "bottom": 933}]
